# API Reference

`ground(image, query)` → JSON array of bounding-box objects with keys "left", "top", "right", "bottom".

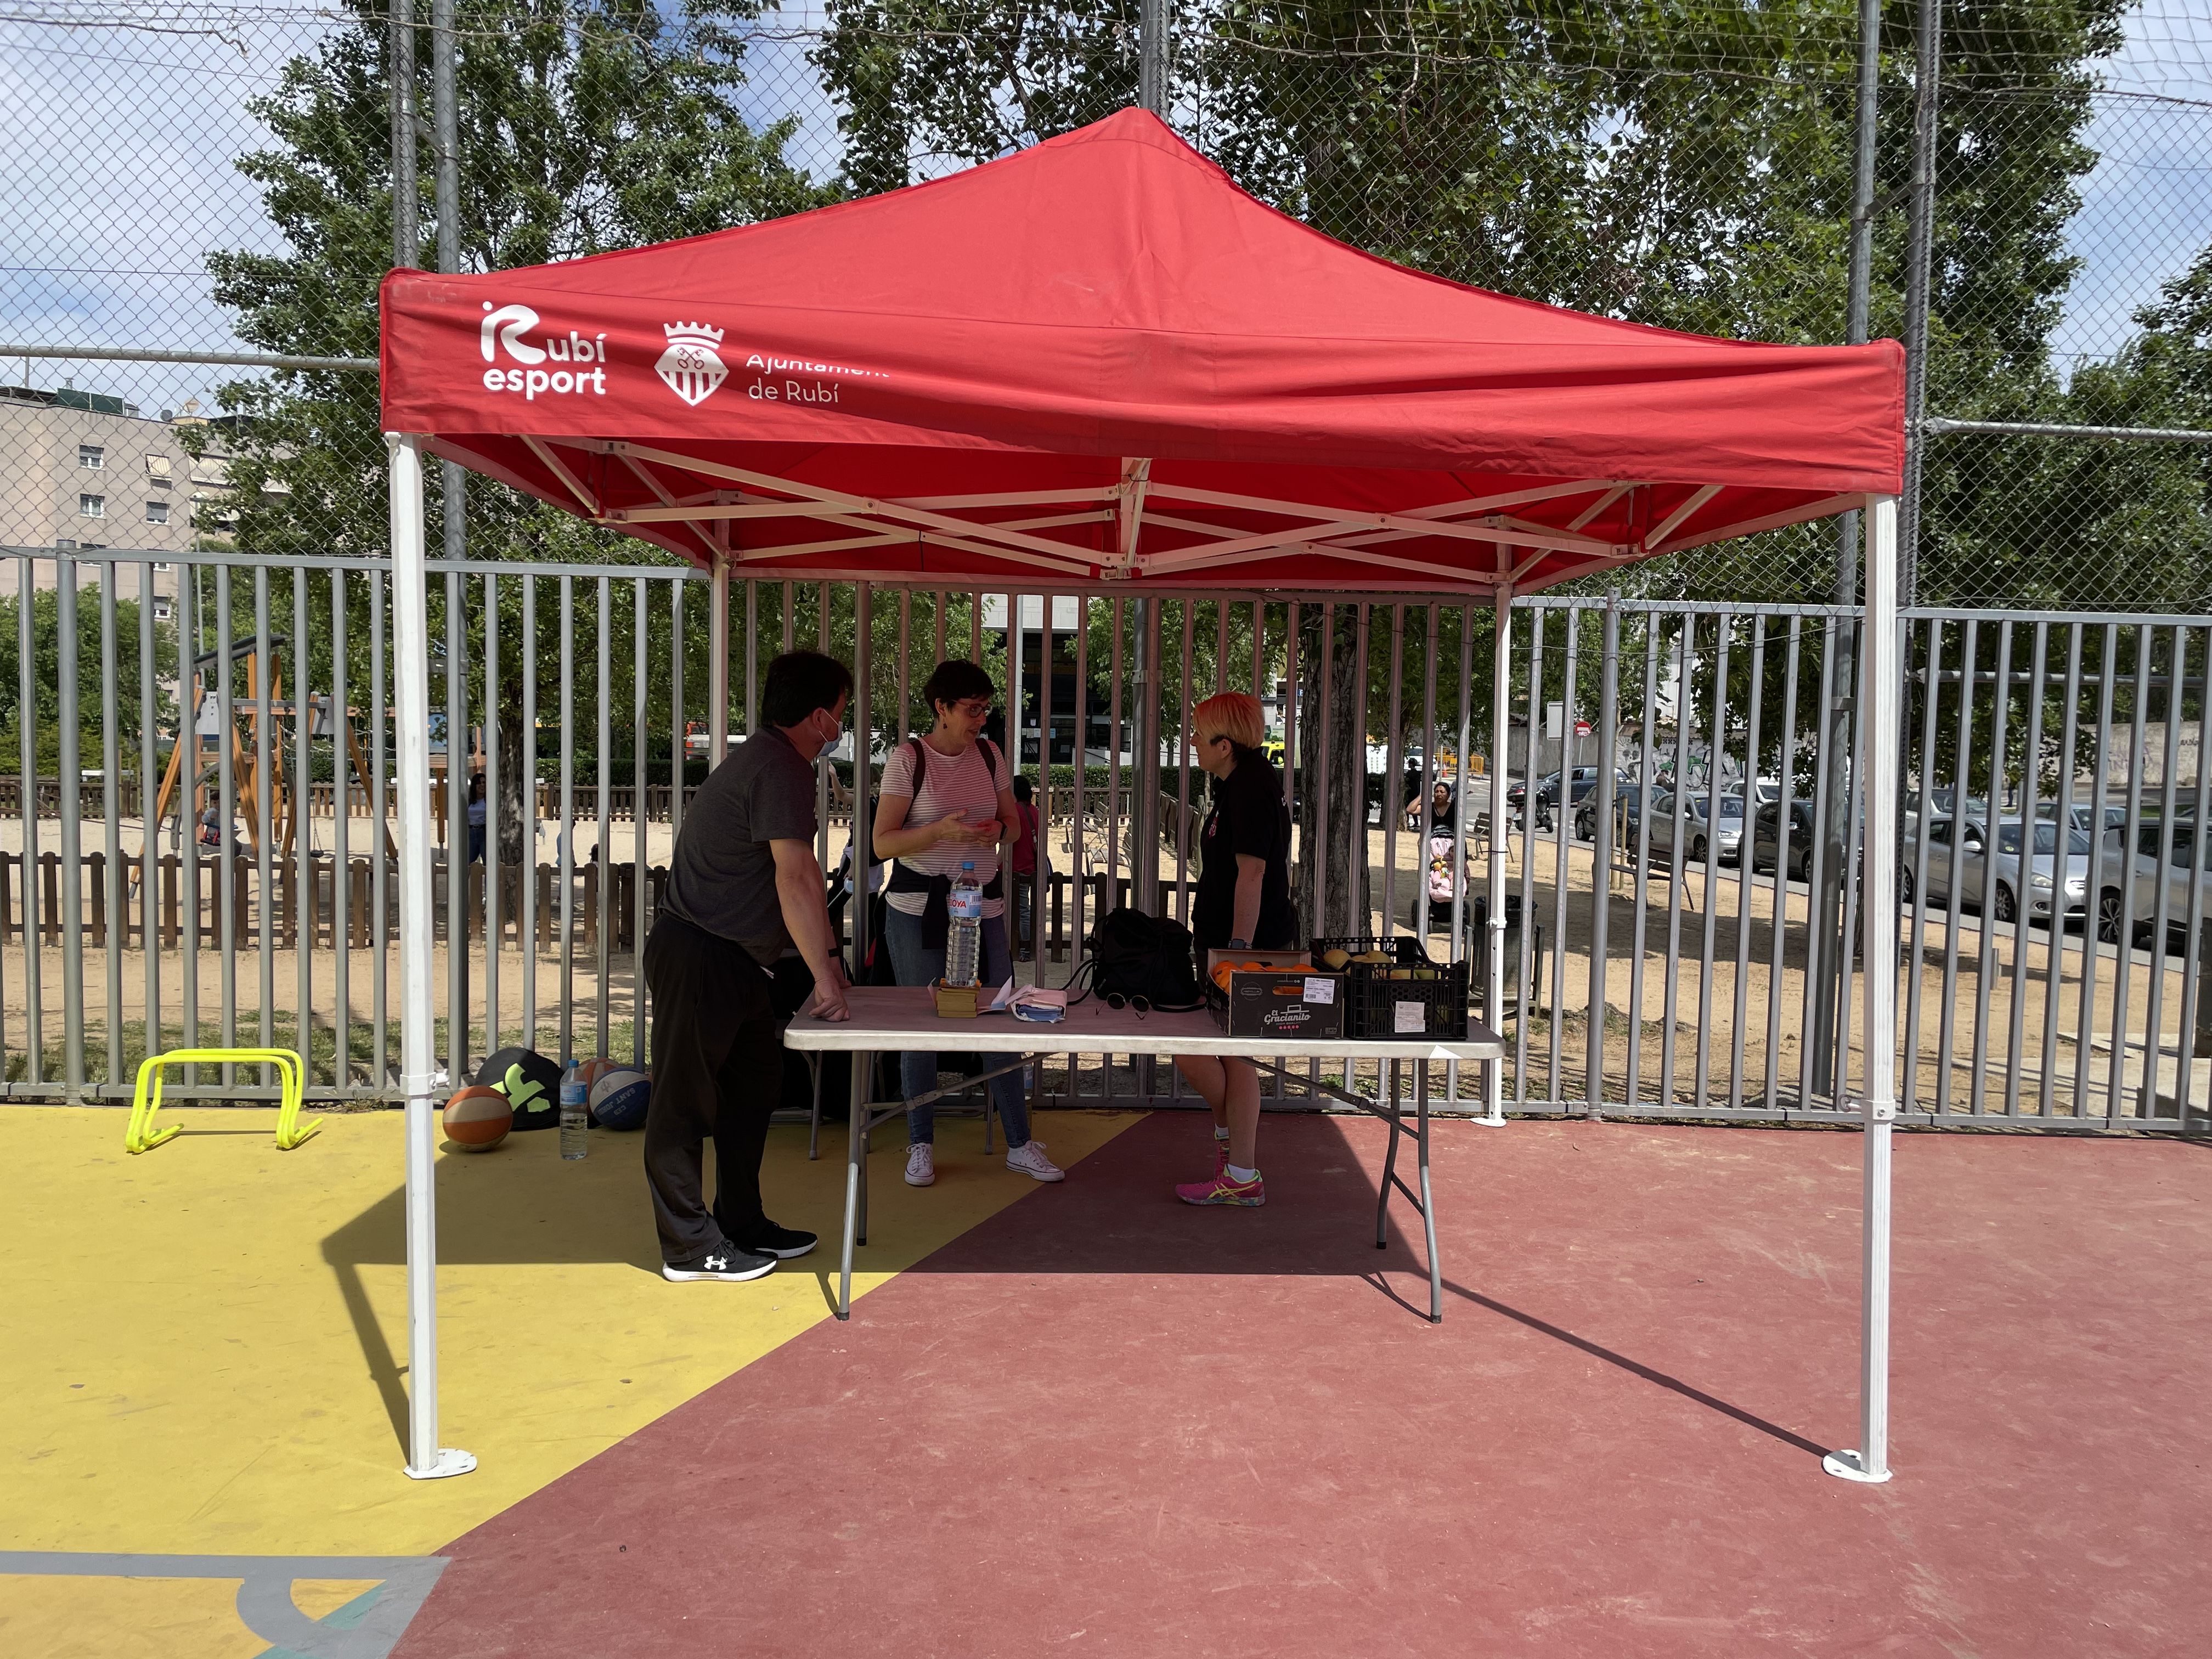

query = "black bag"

[
  {"left": 1070, "top": 907, "right": 1204, "bottom": 1011},
  {"left": 852, "top": 890, "right": 900, "bottom": 986}
]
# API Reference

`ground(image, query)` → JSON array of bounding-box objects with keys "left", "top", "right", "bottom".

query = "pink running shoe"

[{"left": 1176, "top": 1170, "right": 1265, "bottom": 1206}]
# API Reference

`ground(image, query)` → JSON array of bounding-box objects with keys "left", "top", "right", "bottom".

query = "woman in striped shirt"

[{"left": 872, "top": 658, "right": 1066, "bottom": 1188}]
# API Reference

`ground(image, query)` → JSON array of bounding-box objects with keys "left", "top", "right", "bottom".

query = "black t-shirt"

[
  {"left": 1192, "top": 746, "right": 1296, "bottom": 951},
  {"left": 661, "top": 725, "right": 820, "bottom": 962}
]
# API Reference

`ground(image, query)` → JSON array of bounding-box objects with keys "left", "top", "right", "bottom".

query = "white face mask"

[{"left": 810, "top": 708, "right": 843, "bottom": 763}]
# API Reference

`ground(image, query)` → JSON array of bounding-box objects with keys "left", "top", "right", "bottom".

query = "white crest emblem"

[{"left": 656, "top": 321, "right": 727, "bottom": 407}]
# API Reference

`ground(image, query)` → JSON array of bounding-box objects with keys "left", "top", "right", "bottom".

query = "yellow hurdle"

[{"left": 126, "top": 1048, "right": 314, "bottom": 1154}]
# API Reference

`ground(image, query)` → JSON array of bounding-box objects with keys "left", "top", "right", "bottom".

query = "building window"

[
  {"left": 153, "top": 561, "right": 172, "bottom": 572},
  {"left": 152, "top": 599, "right": 173, "bottom": 621},
  {"left": 145, "top": 454, "right": 172, "bottom": 483},
  {"left": 79, "top": 494, "right": 105, "bottom": 518},
  {"left": 144, "top": 500, "right": 169, "bottom": 524},
  {"left": 78, "top": 445, "right": 104, "bottom": 470}
]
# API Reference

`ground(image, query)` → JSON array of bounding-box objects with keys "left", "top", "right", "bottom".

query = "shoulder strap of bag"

[{"left": 906, "top": 733, "right": 928, "bottom": 795}]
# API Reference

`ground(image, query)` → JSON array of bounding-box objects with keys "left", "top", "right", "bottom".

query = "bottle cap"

[{"left": 962, "top": 861, "right": 975, "bottom": 871}]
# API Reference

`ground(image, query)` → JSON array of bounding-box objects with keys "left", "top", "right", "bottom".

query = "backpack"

[{"left": 1068, "top": 907, "right": 1204, "bottom": 1011}]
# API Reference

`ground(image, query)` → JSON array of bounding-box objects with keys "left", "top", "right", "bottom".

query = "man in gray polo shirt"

[{"left": 643, "top": 650, "right": 853, "bottom": 1282}]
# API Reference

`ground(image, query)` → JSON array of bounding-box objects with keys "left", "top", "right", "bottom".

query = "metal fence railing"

[{"left": 4, "top": 545, "right": 2204, "bottom": 1133}]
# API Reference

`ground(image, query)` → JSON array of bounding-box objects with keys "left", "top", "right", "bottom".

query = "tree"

[
  {"left": 208, "top": 0, "right": 837, "bottom": 860},
  {"left": 0, "top": 587, "right": 173, "bottom": 776}
]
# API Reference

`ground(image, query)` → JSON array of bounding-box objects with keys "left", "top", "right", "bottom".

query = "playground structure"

[{"left": 150, "top": 633, "right": 391, "bottom": 861}]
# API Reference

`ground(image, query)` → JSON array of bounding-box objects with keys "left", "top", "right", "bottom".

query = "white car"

[{"left": 1903, "top": 817, "right": 2092, "bottom": 924}]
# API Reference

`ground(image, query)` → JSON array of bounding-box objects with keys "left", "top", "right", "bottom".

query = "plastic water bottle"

[
  {"left": 946, "top": 862, "right": 983, "bottom": 989},
  {"left": 559, "top": 1061, "right": 588, "bottom": 1160}
]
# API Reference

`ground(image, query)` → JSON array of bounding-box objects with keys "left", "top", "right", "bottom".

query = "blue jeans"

[{"left": 881, "top": 906, "right": 1031, "bottom": 1148}]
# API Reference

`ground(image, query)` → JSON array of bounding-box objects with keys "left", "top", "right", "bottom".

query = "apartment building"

[{"left": 0, "top": 383, "right": 242, "bottom": 618}]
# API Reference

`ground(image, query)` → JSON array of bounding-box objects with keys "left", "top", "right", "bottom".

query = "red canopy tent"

[
  {"left": 379, "top": 108, "right": 1905, "bottom": 1488},
  {"left": 381, "top": 108, "right": 1899, "bottom": 591}
]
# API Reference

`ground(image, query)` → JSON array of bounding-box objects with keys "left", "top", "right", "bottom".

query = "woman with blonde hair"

[{"left": 1173, "top": 690, "right": 1296, "bottom": 1205}]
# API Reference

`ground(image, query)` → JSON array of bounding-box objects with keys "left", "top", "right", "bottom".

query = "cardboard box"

[
  {"left": 1205, "top": 949, "right": 1344, "bottom": 1040},
  {"left": 931, "top": 979, "right": 979, "bottom": 1019}
]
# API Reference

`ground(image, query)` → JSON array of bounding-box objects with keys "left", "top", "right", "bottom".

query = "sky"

[{"left": 2, "top": 0, "right": 2208, "bottom": 414}]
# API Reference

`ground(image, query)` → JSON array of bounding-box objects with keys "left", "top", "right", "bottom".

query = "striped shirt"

[{"left": 881, "top": 735, "right": 1011, "bottom": 918}]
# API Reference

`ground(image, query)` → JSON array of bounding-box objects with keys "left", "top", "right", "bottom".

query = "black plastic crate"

[{"left": 1311, "top": 935, "right": 1471, "bottom": 1042}]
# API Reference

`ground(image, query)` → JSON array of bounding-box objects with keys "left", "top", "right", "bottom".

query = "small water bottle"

[
  {"left": 945, "top": 862, "right": 983, "bottom": 989},
  {"left": 559, "top": 1061, "right": 588, "bottom": 1160}
]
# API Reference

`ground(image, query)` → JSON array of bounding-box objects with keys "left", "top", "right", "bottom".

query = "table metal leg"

[
  {"left": 1375, "top": 1071, "right": 1401, "bottom": 1252},
  {"left": 838, "top": 1049, "right": 866, "bottom": 1321},
  {"left": 1418, "top": 1061, "right": 1441, "bottom": 1324}
]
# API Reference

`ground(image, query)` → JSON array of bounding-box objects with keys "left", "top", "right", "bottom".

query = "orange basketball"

[
  {"left": 576, "top": 1057, "right": 623, "bottom": 1091},
  {"left": 443, "top": 1084, "right": 513, "bottom": 1151}
]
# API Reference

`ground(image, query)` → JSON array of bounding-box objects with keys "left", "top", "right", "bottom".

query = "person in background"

[
  {"left": 1173, "top": 691, "right": 1296, "bottom": 1206},
  {"left": 1009, "top": 774, "right": 1041, "bottom": 962},
  {"left": 466, "top": 772, "right": 487, "bottom": 864},
  {"left": 641, "top": 649, "right": 851, "bottom": 1284},
  {"left": 873, "top": 658, "right": 1064, "bottom": 1188}
]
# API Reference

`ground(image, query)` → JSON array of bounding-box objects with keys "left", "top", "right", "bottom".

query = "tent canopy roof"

[{"left": 380, "top": 109, "right": 1903, "bottom": 592}]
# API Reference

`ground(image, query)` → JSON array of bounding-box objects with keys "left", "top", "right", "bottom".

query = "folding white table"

[{"left": 782, "top": 985, "right": 1506, "bottom": 1321}]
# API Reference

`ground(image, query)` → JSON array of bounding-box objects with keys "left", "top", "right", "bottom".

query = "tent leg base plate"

[
  {"left": 404, "top": 1448, "right": 478, "bottom": 1481},
  {"left": 1821, "top": 1449, "right": 1891, "bottom": 1484}
]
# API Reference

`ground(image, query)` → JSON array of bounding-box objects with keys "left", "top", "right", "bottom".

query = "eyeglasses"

[
  {"left": 953, "top": 698, "right": 992, "bottom": 719},
  {"left": 1104, "top": 992, "right": 1151, "bottom": 1020}
]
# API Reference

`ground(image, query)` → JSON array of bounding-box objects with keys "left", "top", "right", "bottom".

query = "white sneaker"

[
  {"left": 1006, "top": 1141, "right": 1065, "bottom": 1182},
  {"left": 904, "top": 1143, "right": 935, "bottom": 1187}
]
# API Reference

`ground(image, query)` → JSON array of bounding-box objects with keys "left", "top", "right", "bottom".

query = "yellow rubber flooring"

[{"left": 0, "top": 1103, "right": 1141, "bottom": 1657}]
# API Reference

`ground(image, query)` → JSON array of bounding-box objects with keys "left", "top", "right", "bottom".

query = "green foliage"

[
  {"left": 0, "top": 586, "right": 174, "bottom": 774},
  {"left": 207, "top": 0, "right": 836, "bottom": 566}
]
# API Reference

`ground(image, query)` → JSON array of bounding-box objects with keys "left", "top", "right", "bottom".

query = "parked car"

[
  {"left": 1641, "top": 790, "right": 1750, "bottom": 867},
  {"left": 2112, "top": 816, "right": 2212, "bottom": 947},
  {"left": 1901, "top": 816, "right": 2092, "bottom": 924},
  {"left": 1507, "top": 766, "right": 1629, "bottom": 830},
  {"left": 2034, "top": 799, "right": 2131, "bottom": 839},
  {"left": 1575, "top": 782, "right": 1652, "bottom": 843},
  {"left": 1751, "top": 798, "right": 1818, "bottom": 881}
]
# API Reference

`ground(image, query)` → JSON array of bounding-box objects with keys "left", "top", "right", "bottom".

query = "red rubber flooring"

[{"left": 397, "top": 1115, "right": 2212, "bottom": 1658}]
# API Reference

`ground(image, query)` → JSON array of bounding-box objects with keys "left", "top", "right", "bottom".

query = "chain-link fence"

[{"left": 3, "top": 1, "right": 2211, "bottom": 608}]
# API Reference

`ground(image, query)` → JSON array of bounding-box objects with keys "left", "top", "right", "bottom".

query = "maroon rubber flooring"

[{"left": 397, "top": 1115, "right": 2212, "bottom": 1658}]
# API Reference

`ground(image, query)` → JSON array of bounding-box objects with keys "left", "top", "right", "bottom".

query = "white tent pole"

[
  {"left": 388, "top": 432, "right": 476, "bottom": 1482},
  {"left": 708, "top": 554, "right": 730, "bottom": 768},
  {"left": 1826, "top": 492, "right": 1898, "bottom": 1485},
  {"left": 1480, "top": 588, "right": 1512, "bottom": 1127}
]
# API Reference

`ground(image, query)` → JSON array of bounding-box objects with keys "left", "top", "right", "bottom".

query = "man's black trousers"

[{"left": 641, "top": 911, "right": 783, "bottom": 1265}]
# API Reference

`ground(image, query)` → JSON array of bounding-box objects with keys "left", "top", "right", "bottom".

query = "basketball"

[
  {"left": 576, "top": 1057, "right": 623, "bottom": 1092},
  {"left": 442, "top": 1085, "right": 513, "bottom": 1151},
  {"left": 475, "top": 1046, "right": 562, "bottom": 1131},
  {"left": 589, "top": 1068, "right": 651, "bottom": 1131}
]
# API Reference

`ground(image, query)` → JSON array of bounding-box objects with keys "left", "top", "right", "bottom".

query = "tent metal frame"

[{"left": 384, "top": 430, "right": 1900, "bottom": 1491}]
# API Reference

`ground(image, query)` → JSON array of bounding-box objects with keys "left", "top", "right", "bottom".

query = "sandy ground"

[{"left": 6, "top": 807, "right": 2201, "bottom": 1122}]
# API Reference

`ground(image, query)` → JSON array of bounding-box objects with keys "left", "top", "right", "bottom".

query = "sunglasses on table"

[{"left": 1103, "top": 992, "right": 1151, "bottom": 1020}]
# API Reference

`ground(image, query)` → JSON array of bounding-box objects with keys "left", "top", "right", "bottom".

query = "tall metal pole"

[
  {"left": 1587, "top": 596, "right": 1620, "bottom": 1116},
  {"left": 1811, "top": 0, "right": 1885, "bottom": 1099},
  {"left": 390, "top": 0, "right": 418, "bottom": 267},
  {"left": 1132, "top": 598, "right": 1161, "bottom": 913},
  {"left": 708, "top": 558, "right": 730, "bottom": 768},
  {"left": 1138, "top": 0, "right": 1168, "bottom": 116},
  {"left": 390, "top": 433, "right": 474, "bottom": 1482},
  {"left": 1482, "top": 590, "right": 1511, "bottom": 1126},
  {"left": 1825, "top": 493, "right": 1900, "bottom": 1486},
  {"left": 431, "top": 0, "right": 466, "bottom": 567},
  {"left": 1900, "top": 0, "right": 1945, "bottom": 605}
]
